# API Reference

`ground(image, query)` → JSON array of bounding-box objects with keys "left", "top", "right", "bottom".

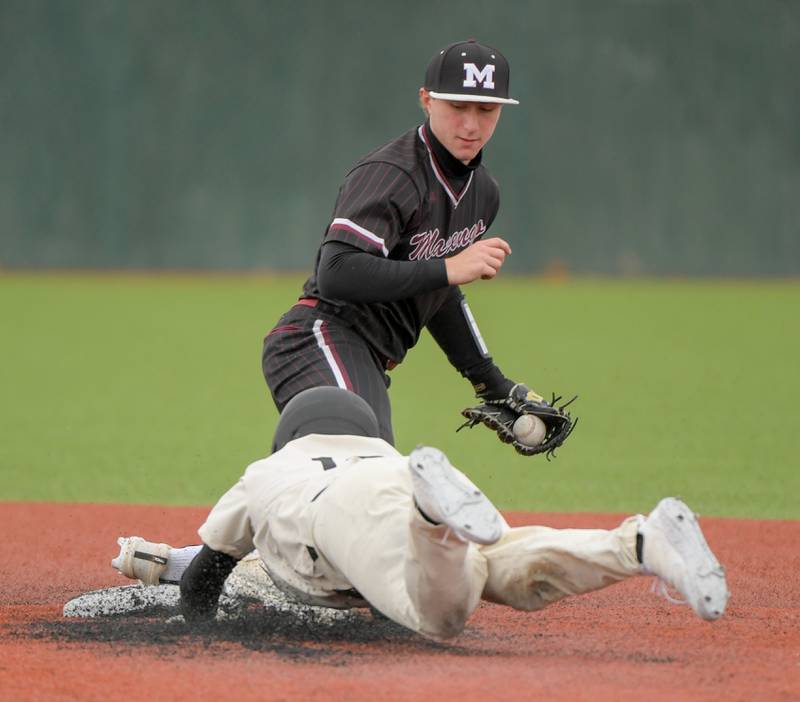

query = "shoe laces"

[
  {"left": 439, "top": 526, "right": 469, "bottom": 545},
  {"left": 650, "top": 577, "right": 686, "bottom": 606}
]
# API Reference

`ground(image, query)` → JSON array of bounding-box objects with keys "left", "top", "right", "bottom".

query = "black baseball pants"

[{"left": 262, "top": 303, "right": 394, "bottom": 445}]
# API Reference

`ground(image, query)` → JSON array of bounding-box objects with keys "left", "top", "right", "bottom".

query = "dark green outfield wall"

[{"left": 1, "top": 0, "right": 798, "bottom": 275}]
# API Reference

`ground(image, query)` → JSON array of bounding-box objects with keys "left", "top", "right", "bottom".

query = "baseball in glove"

[{"left": 458, "top": 384, "right": 577, "bottom": 459}]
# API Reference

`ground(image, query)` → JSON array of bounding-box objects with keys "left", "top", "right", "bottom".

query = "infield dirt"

[{"left": 1, "top": 502, "right": 798, "bottom": 701}]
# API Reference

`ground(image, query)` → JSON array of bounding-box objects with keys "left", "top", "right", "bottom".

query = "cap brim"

[{"left": 428, "top": 90, "right": 519, "bottom": 105}]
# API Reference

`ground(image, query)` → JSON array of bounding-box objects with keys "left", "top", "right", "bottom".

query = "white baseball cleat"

[
  {"left": 408, "top": 446, "right": 503, "bottom": 545},
  {"left": 639, "top": 497, "right": 730, "bottom": 621},
  {"left": 111, "top": 536, "right": 172, "bottom": 586}
]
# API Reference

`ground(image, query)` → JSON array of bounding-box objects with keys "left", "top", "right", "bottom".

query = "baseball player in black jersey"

[{"left": 263, "top": 40, "right": 554, "bottom": 447}]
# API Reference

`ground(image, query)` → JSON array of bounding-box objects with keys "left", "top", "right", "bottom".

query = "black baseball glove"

[{"left": 458, "top": 383, "right": 577, "bottom": 459}]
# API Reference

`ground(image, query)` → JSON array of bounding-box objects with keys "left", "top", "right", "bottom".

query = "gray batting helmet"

[{"left": 272, "top": 387, "right": 381, "bottom": 452}]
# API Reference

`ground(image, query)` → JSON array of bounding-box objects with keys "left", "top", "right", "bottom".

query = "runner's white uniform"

[{"left": 198, "top": 434, "right": 641, "bottom": 640}]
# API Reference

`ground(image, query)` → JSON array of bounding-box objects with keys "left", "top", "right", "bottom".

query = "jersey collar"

[{"left": 417, "top": 123, "right": 478, "bottom": 208}]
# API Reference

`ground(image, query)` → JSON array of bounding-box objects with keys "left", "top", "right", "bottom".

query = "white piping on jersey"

[
  {"left": 329, "top": 218, "right": 389, "bottom": 257},
  {"left": 313, "top": 319, "right": 350, "bottom": 389},
  {"left": 460, "top": 300, "right": 489, "bottom": 356},
  {"left": 417, "top": 125, "right": 474, "bottom": 209}
]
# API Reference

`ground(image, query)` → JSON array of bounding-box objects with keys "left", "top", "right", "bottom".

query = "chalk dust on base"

[{"left": 63, "top": 554, "right": 365, "bottom": 628}]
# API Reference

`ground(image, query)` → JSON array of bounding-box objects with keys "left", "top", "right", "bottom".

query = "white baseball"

[{"left": 513, "top": 414, "right": 547, "bottom": 446}]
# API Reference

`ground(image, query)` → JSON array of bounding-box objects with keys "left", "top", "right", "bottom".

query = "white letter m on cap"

[{"left": 463, "top": 63, "right": 495, "bottom": 89}]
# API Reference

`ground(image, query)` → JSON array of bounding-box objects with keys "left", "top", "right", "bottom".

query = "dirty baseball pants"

[
  {"left": 202, "top": 454, "right": 642, "bottom": 640},
  {"left": 311, "top": 463, "right": 642, "bottom": 639}
]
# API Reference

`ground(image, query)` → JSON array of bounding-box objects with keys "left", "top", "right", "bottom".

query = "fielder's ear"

[{"left": 418, "top": 87, "right": 432, "bottom": 115}]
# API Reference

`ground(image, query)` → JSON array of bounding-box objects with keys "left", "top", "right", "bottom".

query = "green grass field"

[{"left": 2, "top": 273, "right": 798, "bottom": 519}]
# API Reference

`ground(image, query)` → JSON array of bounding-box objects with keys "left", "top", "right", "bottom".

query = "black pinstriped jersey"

[{"left": 302, "top": 122, "right": 501, "bottom": 365}]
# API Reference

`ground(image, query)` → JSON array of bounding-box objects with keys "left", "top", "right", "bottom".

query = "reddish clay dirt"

[{"left": 2, "top": 502, "right": 798, "bottom": 702}]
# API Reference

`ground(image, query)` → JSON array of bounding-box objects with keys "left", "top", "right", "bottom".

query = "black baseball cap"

[{"left": 424, "top": 39, "right": 519, "bottom": 105}]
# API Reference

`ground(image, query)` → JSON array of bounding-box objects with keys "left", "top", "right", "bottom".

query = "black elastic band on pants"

[{"left": 636, "top": 532, "right": 644, "bottom": 564}]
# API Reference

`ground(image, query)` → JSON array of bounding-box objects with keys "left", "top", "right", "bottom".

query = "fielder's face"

[{"left": 420, "top": 88, "right": 503, "bottom": 164}]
